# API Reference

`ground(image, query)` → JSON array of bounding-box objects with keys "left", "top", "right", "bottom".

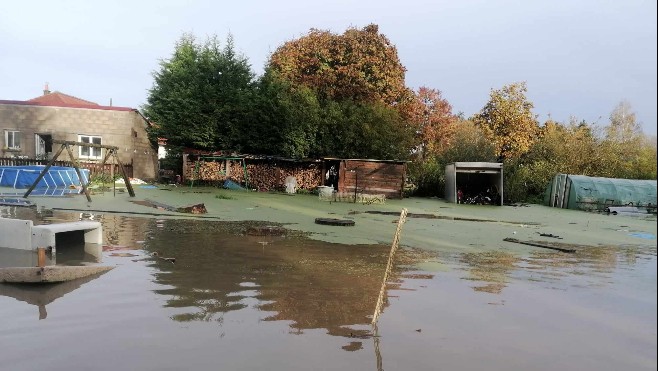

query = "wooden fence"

[{"left": 0, "top": 158, "right": 133, "bottom": 179}]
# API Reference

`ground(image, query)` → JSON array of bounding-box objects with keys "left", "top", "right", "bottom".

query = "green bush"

[{"left": 408, "top": 158, "right": 444, "bottom": 197}]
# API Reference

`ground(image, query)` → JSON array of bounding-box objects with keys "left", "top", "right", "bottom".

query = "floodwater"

[{"left": 0, "top": 206, "right": 656, "bottom": 371}]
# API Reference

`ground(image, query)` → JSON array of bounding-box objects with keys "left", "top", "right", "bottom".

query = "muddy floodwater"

[{"left": 0, "top": 197, "right": 656, "bottom": 371}]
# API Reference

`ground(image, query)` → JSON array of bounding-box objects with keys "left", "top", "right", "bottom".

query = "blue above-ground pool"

[{"left": 0, "top": 166, "right": 90, "bottom": 188}]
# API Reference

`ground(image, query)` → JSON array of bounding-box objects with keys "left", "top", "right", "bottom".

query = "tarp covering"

[
  {"left": 0, "top": 166, "right": 90, "bottom": 189},
  {"left": 544, "top": 174, "right": 657, "bottom": 211}
]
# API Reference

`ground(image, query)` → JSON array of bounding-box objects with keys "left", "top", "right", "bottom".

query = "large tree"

[
  {"left": 245, "top": 72, "right": 323, "bottom": 158},
  {"left": 472, "top": 82, "right": 539, "bottom": 160},
  {"left": 606, "top": 100, "right": 642, "bottom": 143},
  {"left": 143, "top": 34, "right": 255, "bottom": 152},
  {"left": 267, "top": 24, "right": 411, "bottom": 105},
  {"left": 399, "top": 87, "right": 457, "bottom": 160},
  {"left": 598, "top": 101, "right": 656, "bottom": 179}
]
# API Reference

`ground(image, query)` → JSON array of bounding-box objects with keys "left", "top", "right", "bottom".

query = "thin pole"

[{"left": 372, "top": 208, "right": 408, "bottom": 326}]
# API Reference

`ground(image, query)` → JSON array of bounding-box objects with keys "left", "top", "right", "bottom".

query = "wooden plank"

[
  {"left": 52, "top": 139, "right": 118, "bottom": 151},
  {"left": 503, "top": 238, "right": 576, "bottom": 253}
]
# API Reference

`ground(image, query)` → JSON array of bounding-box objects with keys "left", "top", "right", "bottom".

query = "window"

[
  {"left": 78, "top": 134, "right": 102, "bottom": 159},
  {"left": 4, "top": 130, "right": 21, "bottom": 150}
]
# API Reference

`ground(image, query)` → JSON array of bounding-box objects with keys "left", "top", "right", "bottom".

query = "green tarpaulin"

[{"left": 544, "top": 174, "right": 657, "bottom": 211}]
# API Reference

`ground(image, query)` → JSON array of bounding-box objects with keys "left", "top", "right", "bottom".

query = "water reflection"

[
  {"left": 1, "top": 208, "right": 143, "bottom": 320},
  {"left": 2, "top": 208, "right": 418, "bottom": 343},
  {"left": 143, "top": 219, "right": 396, "bottom": 338},
  {"left": 458, "top": 243, "right": 657, "bottom": 294},
  {"left": 460, "top": 251, "right": 519, "bottom": 294},
  {"left": 0, "top": 272, "right": 110, "bottom": 319}
]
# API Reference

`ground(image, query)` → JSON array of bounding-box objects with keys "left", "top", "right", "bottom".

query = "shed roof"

[
  {"left": 322, "top": 157, "right": 409, "bottom": 164},
  {"left": 450, "top": 162, "right": 503, "bottom": 169}
]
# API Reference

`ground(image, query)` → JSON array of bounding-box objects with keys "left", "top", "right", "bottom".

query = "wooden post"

[
  {"left": 372, "top": 208, "right": 408, "bottom": 326},
  {"left": 113, "top": 150, "right": 135, "bottom": 197},
  {"left": 37, "top": 247, "right": 46, "bottom": 267},
  {"left": 23, "top": 144, "right": 66, "bottom": 198},
  {"left": 64, "top": 144, "right": 92, "bottom": 202},
  {"left": 99, "top": 147, "right": 113, "bottom": 191},
  {"left": 111, "top": 155, "right": 115, "bottom": 197}
]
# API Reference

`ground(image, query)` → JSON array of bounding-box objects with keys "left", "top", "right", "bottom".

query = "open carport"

[{"left": 444, "top": 162, "right": 503, "bottom": 205}]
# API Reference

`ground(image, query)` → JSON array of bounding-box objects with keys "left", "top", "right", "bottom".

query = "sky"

[{"left": 1, "top": 0, "right": 656, "bottom": 135}]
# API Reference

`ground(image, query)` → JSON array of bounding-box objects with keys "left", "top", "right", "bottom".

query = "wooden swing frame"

[{"left": 23, "top": 140, "right": 135, "bottom": 201}]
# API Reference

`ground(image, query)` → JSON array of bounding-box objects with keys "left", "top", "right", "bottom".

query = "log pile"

[
  {"left": 185, "top": 161, "right": 227, "bottom": 182},
  {"left": 186, "top": 159, "right": 322, "bottom": 191},
  {"left": 245, "top": 162, "right": 322, "bottom": 192}
]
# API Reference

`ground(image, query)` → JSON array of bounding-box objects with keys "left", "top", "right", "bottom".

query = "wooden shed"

[{"left": 323, "top": 158, "right": 407, "bottom": 199}]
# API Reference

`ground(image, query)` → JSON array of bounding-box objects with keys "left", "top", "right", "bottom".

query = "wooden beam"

[
  {"left": 503, "top": 238, "right": 576, "bottom": 253},
  {"left": 52, "top": 139, "right": 119, "bottom": 151},
  {"left": 113, "top": 150, "right": 135, "bottom": 197},
  {"left": 23, "top": 144, "right": 66, "bottom": 198},
  {"left": 64, "top": 144, "right": 92, "bottom": 202}
]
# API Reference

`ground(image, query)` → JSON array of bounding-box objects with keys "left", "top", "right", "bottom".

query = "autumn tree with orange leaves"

[
  {"left": 399, "top": 87, "right": 457, "bottom": 160},
  {"left": 268, "top": 24, "right": 411, "bottom": 105}
]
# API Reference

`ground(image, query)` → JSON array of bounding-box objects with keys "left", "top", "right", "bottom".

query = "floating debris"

[
  {"left": 315, "top": 218, "right": 355, "bottom": 226},
  {"left": 538, "top": 233, "right": 563, "bottom": 239},
  {"left": 504, "top": 238, "right": 576, "bottom": 253}
]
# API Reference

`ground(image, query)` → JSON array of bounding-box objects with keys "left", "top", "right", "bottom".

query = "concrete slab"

[{"left": 0, "top": 265, "right": 114, "bottom": 283}]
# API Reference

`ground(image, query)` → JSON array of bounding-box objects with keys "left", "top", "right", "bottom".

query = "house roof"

[
  {"left": 0, "top": 91, "right": 135, "bottom": 112},
  {"left": 28, "top": 91, "right": 100, "bottom": 107}
]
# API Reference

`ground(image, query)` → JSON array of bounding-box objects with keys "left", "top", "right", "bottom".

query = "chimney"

[{"left": 43, "top": 82, "right": 51, "bottom": 95}]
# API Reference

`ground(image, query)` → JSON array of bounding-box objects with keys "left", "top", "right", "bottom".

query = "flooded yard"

[{"left": 0, "top": 189, "right": 656, "bottom": 370}]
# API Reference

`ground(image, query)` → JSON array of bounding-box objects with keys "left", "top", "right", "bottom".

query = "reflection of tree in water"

[
  {"left": 460, "top": 251, "right": 519, "bottom": 294},
  {"left": 521, "top": 243, "right": 655, "bottom": 284},
  {"left": 142, "top": 219, "right": 425, "bottom": 339},
  {"left": 460, "top": 242, "right": 655, "bottom": 293}
]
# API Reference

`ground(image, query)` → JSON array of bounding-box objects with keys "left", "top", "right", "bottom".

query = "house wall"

[
  {"left": 0, "top": 103, "right": 157, "bottom": 180},
  {"left": 338, "top": 160, "right": 406, "bottom": 199}
]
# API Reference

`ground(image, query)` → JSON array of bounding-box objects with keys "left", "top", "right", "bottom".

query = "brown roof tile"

[
  {"left": 0, "top": 90, "right": 135, "bottom": 112},
  {"left": 28, "top": 91, "right": 99, "bottom": 106}
]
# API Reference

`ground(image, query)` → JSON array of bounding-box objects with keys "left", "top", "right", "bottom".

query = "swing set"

[{"left": 23, "top": 139, "right": 135, "bottom": 201}]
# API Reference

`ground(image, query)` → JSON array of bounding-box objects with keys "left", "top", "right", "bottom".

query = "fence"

[{"left": 0, "top": 158, "right": 133, "bottom": 179}]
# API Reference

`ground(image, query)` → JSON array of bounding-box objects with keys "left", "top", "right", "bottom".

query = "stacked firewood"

[
  {"left": 185, "top": 161, "right": 227, "bottom": 181},
  {"left": 246, "top": 162, "right": 322, "bottom": 191},
  {"left": 186, "top": 160, "right": 322, "bottom": 191}
]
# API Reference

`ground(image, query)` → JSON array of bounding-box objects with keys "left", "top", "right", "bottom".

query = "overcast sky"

[{"left": 1, "top": 0, "right": 656, "bottom": 134}]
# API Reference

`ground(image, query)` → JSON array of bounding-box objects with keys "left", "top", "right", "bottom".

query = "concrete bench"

[{"left": 0, "top": 218, "right": 102, "bottom": 251}]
